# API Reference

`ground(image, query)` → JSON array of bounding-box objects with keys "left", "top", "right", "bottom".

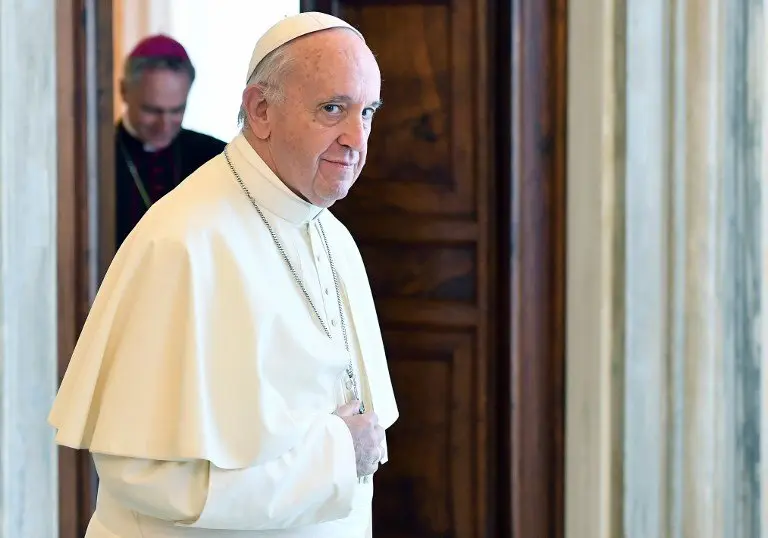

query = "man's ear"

[
  {"left": 119, "top": 79, "right": 128, "bottom": 102},
  {"left": 242, "top": 85, "right": 272, "bottom": 140}
]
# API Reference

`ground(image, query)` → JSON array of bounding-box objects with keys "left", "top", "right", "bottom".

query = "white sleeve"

[
  {"left": 92, "top": 453, "right": 208, "bottom": 524},
  {"left": 93, "top": 413, "right": 359, "bottom": 531}
]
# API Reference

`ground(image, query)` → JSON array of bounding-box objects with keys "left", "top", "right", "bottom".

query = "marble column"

[
  {"left": 566, "top": 0, "right": 765, "bottom": 536},
  {"left": 720, "top": 3, "right": 764, "bottom": 536},
  {"left": 565, "top": 0, "right": 625, "bottom": 535},
  {"left": 0, "top": 0, "right": 59, "bottom": 536}
]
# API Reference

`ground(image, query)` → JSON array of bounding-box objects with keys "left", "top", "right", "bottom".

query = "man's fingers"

[
  {"left": 335, "top": 400, "right": 363, "bottom": 417},
  {"left": 374, "top": 424, "right": 385, "bottom": 443}
]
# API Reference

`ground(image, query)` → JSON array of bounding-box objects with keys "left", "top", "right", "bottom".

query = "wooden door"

[
  {"left": 302, "top": 1, "right": 567, "bottom": 537},
  {"left": 57, "top": 0, "right": 114, "bottom": 536},
  {"left": 322, "top": 2, "right": 495, "bottom": 536}
]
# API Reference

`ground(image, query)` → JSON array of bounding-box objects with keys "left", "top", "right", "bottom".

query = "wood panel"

[
  {"left": 57, "top": 0, "right": 114, "bottom": 536},
  {"left": 507, "top": 0, "right": 567, "bottom": 536},
  {"left": 374, "top": 331, "right": 478, "bottom": 537},
  {"left": 304, "top": 0, "right": 496, "bottom": 536},
  {"left": 303, "top": 0, "right": 567, "bottom": 536},
  {"left": 56, "top": 2, "right": 84, "bottom": 536}
]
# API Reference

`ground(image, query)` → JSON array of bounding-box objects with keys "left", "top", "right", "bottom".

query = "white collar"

[
  {"left": 121, "top": 115, "right": 162, "bottom": 153},
  {"left": 227, "top": 134, "right": 324, "bottom": 226}
]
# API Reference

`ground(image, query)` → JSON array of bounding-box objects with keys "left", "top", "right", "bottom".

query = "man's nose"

[
  {"left": 159, "top": 113, "right": 174, "bottom": 131},
  {"left": 338, "top": 115, "right": 367, "bottom": 151}
]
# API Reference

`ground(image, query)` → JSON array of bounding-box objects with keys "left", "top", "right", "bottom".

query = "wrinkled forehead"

[
  {"left": 133, "top": 68, "right": 190, "bottom": 90},
  {"left": 288, "top": 29, "right": 381, "bottom": 100},
  {"left": 130, "top": 69, "right": 190, "bottom": 106}
]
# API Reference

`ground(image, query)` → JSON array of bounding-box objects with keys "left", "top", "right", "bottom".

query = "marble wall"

[
  {"left": 0, "top": 0, "right": 60, "bottom": 536},
  {"left": 566, "top": 0, "right": 765, "bottom": 536}
]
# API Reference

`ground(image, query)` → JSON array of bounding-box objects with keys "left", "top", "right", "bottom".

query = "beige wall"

[
  {"left": 112, "top": 0, "right": 169, "bottom": 120},
  {"left": 111, "top": 1, "right": 299, "bottom": 142},
  {"left": 565, "top": 0, "right": 624, "bottom": 534},
  {"left": 113, "top": 0, "right": 123, "bottom": 120}
]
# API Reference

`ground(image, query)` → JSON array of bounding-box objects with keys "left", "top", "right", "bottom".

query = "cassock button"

[
  {"left": 344, "top": 378, "right": 353, "bottom": 390},
  {"left": 324, "top": 288, "right": 330, "bottom": 295},
  {"left": 331, "top": 318, "right": 338, "bottom": 327}
]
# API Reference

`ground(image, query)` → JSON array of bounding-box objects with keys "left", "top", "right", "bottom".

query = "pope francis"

[{"left": 49, "top": 12, "right": 399, "bottom": 538}]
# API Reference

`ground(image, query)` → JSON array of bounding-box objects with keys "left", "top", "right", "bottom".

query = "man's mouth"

[{"left": 324, "top": 159, "right": 356, "bottom": 167}]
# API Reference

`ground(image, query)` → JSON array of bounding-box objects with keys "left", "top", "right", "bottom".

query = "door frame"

[
  {"left": 498, "top": 0, "right": 567, "bottom": 536},
  {"left": 57, "top": 0, "right": 114, "bottom": 536}
]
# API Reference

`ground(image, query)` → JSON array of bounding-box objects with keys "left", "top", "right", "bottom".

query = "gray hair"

[
  {"left": 124, "top": 56, "right": 196, "bottom": 87},
  {"left": 237, "top": 44, "right": 296, "bottom": 130}
]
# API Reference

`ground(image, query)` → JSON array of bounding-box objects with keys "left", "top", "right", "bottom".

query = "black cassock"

[{"left": 115, "top": 121, "right": 226, "bottom": 247}]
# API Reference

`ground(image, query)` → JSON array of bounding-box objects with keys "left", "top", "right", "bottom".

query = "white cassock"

[{"left": 48, "top": 133, "right": 399, "bottom": 537}]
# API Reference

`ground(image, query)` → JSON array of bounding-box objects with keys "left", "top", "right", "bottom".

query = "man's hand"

[{"left": 335, "top": 400, "right": 385, "bottom": 478}]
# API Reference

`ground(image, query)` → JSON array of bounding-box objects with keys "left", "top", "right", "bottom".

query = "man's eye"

[
  {"left": 362, "top": 107, "right": 376, "bottom": 120},
  {"left": 323, "top": 104, "right": 343, "bottom": 114}
]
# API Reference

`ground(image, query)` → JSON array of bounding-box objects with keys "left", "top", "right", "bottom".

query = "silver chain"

[
  {"left": 119, "top": 142, "right": 153, "bottom": 209},
  {"left": 223, "top": 149, "right": 361, "bottom": 404}
]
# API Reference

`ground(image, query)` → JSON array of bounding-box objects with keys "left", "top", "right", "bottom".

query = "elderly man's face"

[
  {"left": 122, "top": 68, "right": 190, "bottom": 150},
  {"left": 259, "top": 29, "right": 382, "bottom": 207}
]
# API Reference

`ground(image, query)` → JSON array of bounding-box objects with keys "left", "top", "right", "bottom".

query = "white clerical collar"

[
  {"left": 121, "top": 115, "right": 161, "bottom": 153},
  {"left": 228, "top": 134, "right": 324, "bottom": 226}
]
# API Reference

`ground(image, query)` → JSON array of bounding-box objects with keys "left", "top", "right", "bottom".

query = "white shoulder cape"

[{"left": 48, "top": 151, "right": 398, "bottom": 469}]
